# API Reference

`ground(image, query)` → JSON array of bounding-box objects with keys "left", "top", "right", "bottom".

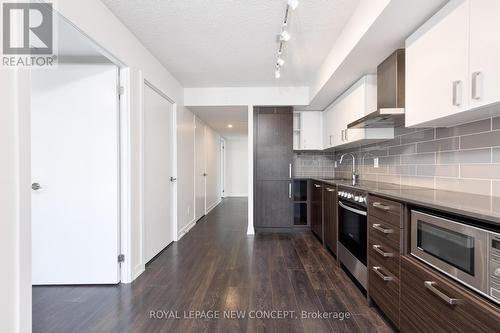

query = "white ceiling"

[
  {"left": 188, "top": 106, "right": 248, "bottom": 140},
  {"left": 101, "top": 0, "right": 360, "bottom": 87}
]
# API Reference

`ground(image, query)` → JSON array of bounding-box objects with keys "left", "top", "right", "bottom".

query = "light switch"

[{"left": 373, "top": 158, "right": 379, "bottom": 168}]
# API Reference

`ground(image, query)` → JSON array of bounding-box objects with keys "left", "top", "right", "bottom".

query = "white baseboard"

[
  {"left": 206, "top": 198, "right": 221, "bottom": 214},
  {"left": 225, "top": 193, "right": 248, "bottom": 197},
  {"left": 132, "top": 264, "right": 145, "bottom": 281},
  {"left": 177, "top": 218, "right": 196, "bottom": 240}
]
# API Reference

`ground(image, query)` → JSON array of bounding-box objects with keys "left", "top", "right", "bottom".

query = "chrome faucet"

[{"left": 340, "top": 153, "right": 359, "bottom": 186}]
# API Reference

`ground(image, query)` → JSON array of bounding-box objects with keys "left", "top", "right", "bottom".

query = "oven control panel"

[
  {"left": 490, "top": 234, "right": 500, "bottom": 303},
  {"left": 337, "top": 187, "right": 367, "bottom": 207}
]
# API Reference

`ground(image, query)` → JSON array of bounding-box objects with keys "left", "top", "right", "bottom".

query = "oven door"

[
  {"left": 338, "top": 201, "right": 367, "bottom": 265},
  {"left": 410, "top": 210, "right": 488, "bottom": 294}
]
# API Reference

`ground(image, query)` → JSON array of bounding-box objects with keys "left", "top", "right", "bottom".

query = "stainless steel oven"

[
  {"left": 411, "top": 210, "right": 500, "bottom": 304},
  {"left": 337, "top": 187, "right": 368, "bottom": 289}
]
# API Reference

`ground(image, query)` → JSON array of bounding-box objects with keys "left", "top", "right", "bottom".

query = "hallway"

[{"left": 33, "top": 198, "right": 393, "bottom": 333}]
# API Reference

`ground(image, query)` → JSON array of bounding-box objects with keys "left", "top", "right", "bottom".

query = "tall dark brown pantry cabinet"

[{"left": 254, "top": 107, "right": 293, "bottom": 230}]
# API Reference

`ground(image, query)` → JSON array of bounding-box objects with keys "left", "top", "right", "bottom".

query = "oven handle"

[
  {"left": 424, "top": 281, "right": 461, "bottom": 305},
  {"left": 338, "top": 201, "right": 367, "bottom": 216}
]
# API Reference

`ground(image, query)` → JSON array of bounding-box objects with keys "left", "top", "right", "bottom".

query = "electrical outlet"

[{"left": 373, "top": 158, "right": 379, "bottom": 168}]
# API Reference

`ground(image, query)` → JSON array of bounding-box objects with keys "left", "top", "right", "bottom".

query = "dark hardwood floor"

[{"left": 33, "top": 198, "right": 394, "bottom": 333}]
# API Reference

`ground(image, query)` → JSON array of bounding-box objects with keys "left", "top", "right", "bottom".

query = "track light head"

[
  {"left": 287, "top": 0, "right": 299, "bottom": 10},
  {"left": 275, "top": 68, "right": 281, "bottom": 79},
  {"left": 279, "top": 30, "right": 291, "bottom": 42},
  {"left": 276, "top": 57, "right": 285, "bottom": 67}
]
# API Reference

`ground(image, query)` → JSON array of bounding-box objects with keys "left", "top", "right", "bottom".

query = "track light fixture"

[{"left": 274, "top": 0, "right": 298, "bottom": 79}]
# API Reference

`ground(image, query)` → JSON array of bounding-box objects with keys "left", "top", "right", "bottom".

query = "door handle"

[
  {"left": 372, "top": 266, "right": 393, "bottom": 281},
  {"left": 472, "top": 72, "right": 482, "bottom": 100},
  {"left": 424, "top": 281, "right": 461, "bottom": 305},
  {"left": 203, "top": 173, "right": 207, "bottom": 177},
  {"left": 289, "top": 163, "right": 292, "bottom": 179},
  {"left": 372, "top": 245, "right": 394, "bottom": 257},
  {"left": 314, "top": 184, "right": 321, "bottom": 188},
  {"left": 325, "top": 187, "right": 335, "bottom": 192},
  {"left": 289, "top": 183, "right": 292, "bottom": 199},
  {"left": 452, "top": 80, "right": 462, "bottom": 106},
  {"left": 170, "top": 177, "right": 177, "bottom": 182},
  {"left": 372, "top": 223, "right": 394, "bottom": 234},
  {"left": 32, "top": 183, "right": 42, "bottom": 191}
]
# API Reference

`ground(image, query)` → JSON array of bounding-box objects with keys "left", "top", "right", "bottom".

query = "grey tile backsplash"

[
  {"left": 296, "top": 116, "right": 500, "bottom": 196},
  {"left": 293, "top": 152, "right": 336, "bottom": 178}
]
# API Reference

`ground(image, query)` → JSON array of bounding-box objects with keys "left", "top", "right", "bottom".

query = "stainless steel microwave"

[{"left": 411, "top": 210, "right": 500, "bottom": 305}]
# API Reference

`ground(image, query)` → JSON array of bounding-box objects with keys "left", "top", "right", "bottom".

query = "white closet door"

[
  {"left": 144, "top": 83, "right": 174, "bottom": 263},
  {"left": 31, "top": 65, "right": 120, "bottom": 285},
  {"left": 195, "top": 117, "right": 206, "bottom": 220}
]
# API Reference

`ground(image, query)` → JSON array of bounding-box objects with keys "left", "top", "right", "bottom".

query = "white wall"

[
  {"left": 0, "top": 71, "right": 31, "bottom": 333},
  {"left": 225, "top": 139, "right": 248, "bottom": 197},
  {"left": 184, "top": 86, "right": 310, "bottom": 106}
]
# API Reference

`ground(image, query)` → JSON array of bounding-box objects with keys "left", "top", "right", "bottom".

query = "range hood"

[{"left": 348, "top": 49, "right": 405, "bottom": 129}]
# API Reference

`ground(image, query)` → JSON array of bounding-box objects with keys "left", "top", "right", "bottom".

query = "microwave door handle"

[
  {"left": 424, "top": 281, "right": 461, "bottom": 305},
  {"left": 338, "top": 201, "right": 367, "bottom": 216}
]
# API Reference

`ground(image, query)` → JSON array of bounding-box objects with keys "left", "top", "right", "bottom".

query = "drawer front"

[
  {"left": 369, "top": 255, "right": 400, "bottom": 328},
  {"left": 368, "top": 195, "right": 402, "bottom": 229},
  {"left": 369, "top": 233, "right": 400, "bottom": 278},
  {"left": 369, "top": 215, "right": 400, "bottom": 246},
  {"left": 401, "top": 256, "right": 500, "bottom": 333}
]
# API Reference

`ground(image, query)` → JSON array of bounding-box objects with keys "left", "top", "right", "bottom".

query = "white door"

[
  {"left": 31, "top": 64, "right": 120, "bottom": 285},
  {"left": 144, "top": 83, "right": 175, "bottom": 263},
  {"left": 195, "top": 117, "right": 206, "bottom": 220},
  {"left": 469, "top": 0, "right": 500, "bottom": 109}
]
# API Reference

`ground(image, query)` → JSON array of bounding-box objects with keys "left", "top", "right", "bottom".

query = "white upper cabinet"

[
  {"left": 293, "top": 111, "right": 323, "bottom": 150},
  {"left": 406, "top": 0, "right": 469, "bottom": 127},
  {"left": 322, "top": 75, "right": 393, "bottom": 149},
  {"left": 469, "top": 0, "right": 500, "bottom": 109},
  {"left": 406, "top": 0, "right": 500, "bottom": 127}
]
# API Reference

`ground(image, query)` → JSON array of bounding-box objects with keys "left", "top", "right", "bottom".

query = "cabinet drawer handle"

[
  {"left": 372, "top": 245, "right": 394, "bottom": 257},
  {"left": 289, "top": 183, "right": 292, "bottom": 199},
  {"left": 372, "top": 202, "right": 390, "bottom": 211},
  {"left": 424, "top": 281, "right": 461, "bottom": 305},
  {"left": 326, "top": 187, "right": 335, "bottom": 192},
  {"left": 372, "top": 266, "right": 393, "bottom": 281},
  {"left": 452, "top": 80, "right": 462, "bottom": 106},
  {"left": 314, "top": 184, "right": 321, "bottom": 188},
  {"left": 472, "top": 71, "right": 482, "bottom": 100},
  {"left": 372, "top": 224, "right": 394, "bottom": 234}
]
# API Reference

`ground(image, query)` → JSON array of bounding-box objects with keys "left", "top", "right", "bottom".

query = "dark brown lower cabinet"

[
  {"left": 401, "top": 256, "right": 500, "bottom": 333},
  {"left": 310, "top": 181, "right": 323, "bottom": 241},
  {"left": 255, "top": 180, "right": 292, "bottom": 228},
  {"left": 323, "top": 185, "right": 337, "bottom": 254}
]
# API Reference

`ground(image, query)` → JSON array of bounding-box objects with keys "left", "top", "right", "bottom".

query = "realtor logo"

[{"left": 2, "top": 2, "right": 56, "bottom": 67}]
